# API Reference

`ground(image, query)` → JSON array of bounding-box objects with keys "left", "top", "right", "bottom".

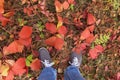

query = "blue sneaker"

[{"left": 39, "top": 47, "right": 54, "bottom": 67}]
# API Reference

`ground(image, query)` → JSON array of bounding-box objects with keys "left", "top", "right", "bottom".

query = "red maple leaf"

[
  {"left": 30, "top": 59, "right": 41, "bottom": 71},
  {"left": 18, "top": 26, "right": 32, "bottom": 47},
  {"left": 3, "top": 40, "right": 24, "bottom": 55},
  {"left": 68, "top": 0, "right": 74, "bottom": 4},
  {"left": 4, "top": 70, "right": 14, "bottom": 80},
  {"left": 54, "top": 37, "right": 64, "bottom": 50},
  {"left": 73, "top": 18, "right": 83, "bottom": 28},
  {"left": 0, "top": 13, "right": 10, "bottom": 26},
  {"left": 45, "top": 36, "right": 57, "bottom": 46},
  {"left": 32, "top": 50, "right": 39, "bottom": 57},
  {"left": 45, "top": 36, "right": 64, "bottom": 50},
  {"left": 85, "top": 34, "right": 95, "bottom": 44},
  {"left": 18, "top": 37, "right": 32, "bottom": 47},
  {"left": 19, "top": 26, "right": 32, "bottom": 39},
  {"left": 58, "top": 26, "right": 67, "bottom": 36},
  {"left": 54, "top": 0, "right": 63, "bottom": 12},
  {"left": 0, "top": 11, "right": 14, "bottom": 27},
  {"left": 95, "top": 45, "right": 104, "bottom": 53},
  {"left": 73, "top": 43, "right": 88, "bottom": 54},
  {"left": 38, "top": 0, "right": 46, "bottom": 10},
  {"left": 89, "top": 48, "right": 98, "bottom": 59},
  {"left": 80, "top": 28, "right": 91, "bottom": 40},
  {"left": 3, "top": 11, "right": 15, "bottom": 18},
  {"left": 45, "top": 23, "right": 57, "bottom": 34},
  {"left": 88, "top": 25, "right": 95, "bottom": 32},
  {"left": 89, "top": 45, "right": 104, "bottom": 59},
  {"left": 87, "top": 13, "right": 96, "bottom": 25},
  {"left": 12, "top": 58, "right": 26, "bottom": 76},
  {"left": 62, "top": 1, "right": 69, "bottom": 10},
  {"left": 0, "top": 0, "right": 4, "bottom": 13},
  {"left": 23, "top": 7, "right": 33, "bottom": 16}
]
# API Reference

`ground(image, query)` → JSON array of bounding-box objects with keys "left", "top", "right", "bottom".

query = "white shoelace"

[
  {"left": 41, "top": 60, "right": 54, "bottom": 67},
  {"left": 69, "top": 57, "right": 80, "bottom": 67}
]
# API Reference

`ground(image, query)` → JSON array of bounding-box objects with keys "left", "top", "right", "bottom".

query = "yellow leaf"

[
  {"left": 21, "top": 0, "right": 27, "bottom": 4},
  {"left": 56, "top": 34, "right": 63, "bottom": 39},
  {"left": 57, "top": 21, "right": 63, "bottom": 29},
  {"left": 0, "top": 64, "right": 9, "bottom": 76},
  {"left": 54, "top": 0, "right": 63, "bottom": 12}
]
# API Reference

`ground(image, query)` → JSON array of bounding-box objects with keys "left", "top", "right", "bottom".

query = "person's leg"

[
  {"left": 64, "top": 66, "right": 85, "bottom": 80},
  {"left": 38, "top": 47, "right": 57, "bottom": 80},
  {"left": 64, "top": 52, "right": 85, "bottom": 80},
  {"left": 38, "top": 67, "right": 57, "bottom": 80}
]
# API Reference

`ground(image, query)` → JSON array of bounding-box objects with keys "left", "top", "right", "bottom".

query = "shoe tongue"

[
  {"left": 70, "top": 52, "right": 82, "bottom": 67},
  {"left": 42, "top": 60, "right": 54, "bottom": 67}
]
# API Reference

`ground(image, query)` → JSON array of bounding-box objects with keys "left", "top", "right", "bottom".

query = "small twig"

[
  {"left": 29, "top": 0, "right": 44, "bottom": 24},
  {"left": 0, "top": 47, "right": 7, "bottom": 61},
  {"left": 5, "top": 8, "right": 23, "bottom": 12},
  {"left": 0, "top": 26, "right": 12, "bottom": 35}
]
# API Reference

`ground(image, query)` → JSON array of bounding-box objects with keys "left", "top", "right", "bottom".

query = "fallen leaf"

[
  {"left": 85, "top": 34, "right": 95, "bottom": 43},
  {"left": 89, "top": 48, "right": 98, "bottom": 59},
  {"left": 57, "top": 15, "right": 63, "bottom": 24},
  {"left": 32, "top": 50, "right": 39, "bottom": 57},
  {"left": 89, "top": 45, "right": 104, "bottom": 59},
  {"left": 73, "top": 18, "right": 83, "bottom": 27},
  {"left": 0, "top": 0, "right": 4, "bottom": 13},
  {"left": 30, "top": 59, "right": 41, "bottom": 71},
  {"left": 96, "top": 19, "right": 101, "bottom": 25},
  {"left": 54, "top": 0, "right": 63, "bottom": 12},
  {"left": 45, "top": 23, "right": 57, "bottom": 34},
  {"left": 32, "top": 0, "right": 37, "bottom": 3},
  {"left": 88, "top": 25, "right": 95, "bottom": 32},
  {"left": 68, "top": 0, "right": 74, "bottom": 4},
  {"left": 0, "top": 13, "right": 10, "bottom": 26},
  {"left": 54, "top": 37, "right": 64, "bottom": 50},
  {"left": 92, "top": 0, "right": 96, "bottom": 3},
  {"left": 4, "top": 70, "right": 14, "bottom": 80},
  {"left": 38, "top": 0, "right": 46, "bottom": 10},
  {"left": 5, "top": 60, "right": 15, "bottom": 66},
  {"left": 87, "top": 13, "right": 96, "bottom": 25},
  {"left": 62, "top": 1, "right": 69, "bottom": 10},
  {"left": 58, "top": 26, "right": 67, "bottom": 36},
  {"left": 38, "top": 0, "right": 50, "bottom": 17},
  {"left": 0, "top": 63, "right": 9, "bottom": 76},
  {"left": 117, "top": 72, "right": 120, "bottom": 80},
  {"left": 56, "top": 33, "right": 63, "bottom": 39},
  {"left": 95, "top": 45, "right": 104, "bottom": 53},
  {"left": 0, "top": 11, "right": 14, "bottom": 27},
  {"left": 45, "top": 36, "right": 64, "bottom": 50},
  {"left": 73, "top": 43, "right": 88, "bottom": 54},
  {"left": 80, "top": 28, "right": 91, "bottom": 40},
  {"left": 3, "top": 11, "right": 15, "bottom": 18},
  {"left": 23, "top": 7, "right": 33, "bottom": 16},
  {"left": 3, "top": 40, "right": 24, "bottom": 55},
  {"left": 57, "top": 21, "right": 63, "bottom": 29},
  {"left": 45, "top": 36, "right": 57, "bottom": 46},
  {"left": 18, "top": 37, "right": 32, "bottom": 47},
  {"left": 21, "top": 0, "right": 27, "bottom": 4},
  {"left": 19, "top": 26, "right": 32, "bottom": 39},
  {"left": 12, "top": 58, "right": 26, "bottom": 76}
]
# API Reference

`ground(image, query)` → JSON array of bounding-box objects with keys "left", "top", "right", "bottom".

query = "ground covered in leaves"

[{"left": 0, "top": 0, "right": 120, "bottom": 80}]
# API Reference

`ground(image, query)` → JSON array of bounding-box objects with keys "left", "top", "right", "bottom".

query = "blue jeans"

[{"left": 38, "top": 65, "right": 85, "bottom": 80}]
